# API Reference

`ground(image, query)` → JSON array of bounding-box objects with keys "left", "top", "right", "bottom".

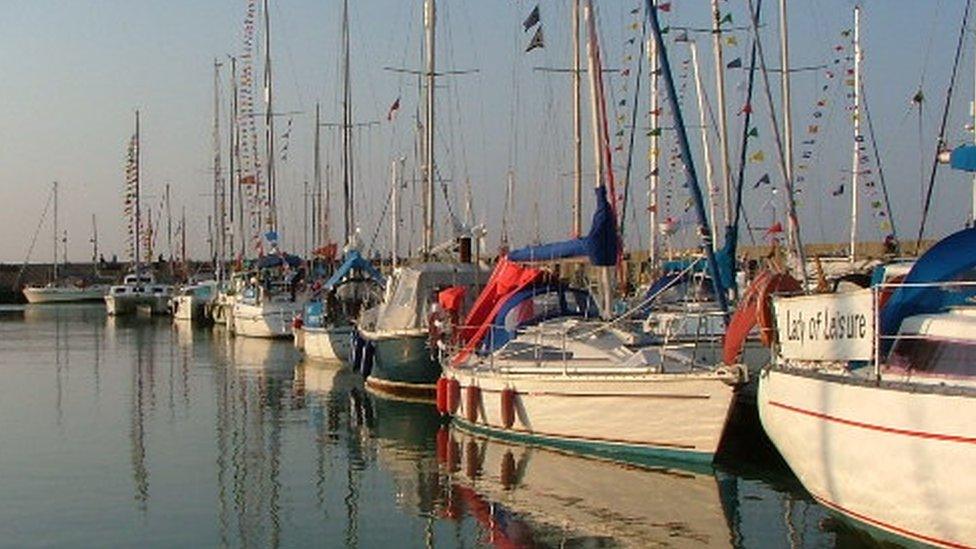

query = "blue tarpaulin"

[
  {"left": 257, "top": 253, "right": 302, "bottom": 269},
  {"left": 322, "top": 250, "right": 385, "bottom": 290}
]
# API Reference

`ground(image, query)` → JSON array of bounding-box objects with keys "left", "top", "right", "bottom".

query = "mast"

[
  {"left": 262, "top": 0, "right": 276, "bottom": 232},
  {"left": 422, "top": 0, "right": 436, "bottom": 257},
  {"left": 303, "top": 180, "right": 309, "bottom": 256},
  {"left": 165, "top": 183, "right": 173, "bottom": 264},
  {"left": 572, "top": 0, "right": 583, "bottom": 237},
  {"left": 779, "top": 0, "right": 794, "bottom": 210},
  {"left": 391, "top": 158, "right": 400, "bottom": 269},
  {"left": 213, "top": 58, "right": 225, "bottom": 280},
  {"left": 688, "top": 40, "right": 718, "bottom": 244},
  {"left": 711, "top": 0, "right": 732, "bottom": 231},
  {"left": 52, "top": 181, "right": 58, "bottom": 281},
  {"left": 314, "top": 102, "right": 323, "bottom": 246},
  {"left": 230, "top": 56, "right": 244, "bottom": 261},
  {"left": 648, "top": 33, "right": 659, "bottom": 270},
  {"left": 341, "top": 0, "right": 354, "bottom": 244},
  {"left": 134, "top": 110, "right": 142, "bottom": 280},
  {"left": 645, "top": 0, "right": 729, "bottom": 315},
  {"left": 91, "top": 214, "right": 98, "bottom": 267},
  {"left": 849, "top": 5, "right": 861, "bottom": 261}
]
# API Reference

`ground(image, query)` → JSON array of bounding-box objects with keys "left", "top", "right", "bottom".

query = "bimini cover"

[
  {"left": 508, "top": 186, "right": 618, "bottom": 266},
  {"left": 880, "top": 227, "right": 976, "bottom": 347},
  {"left": 257, "top": 253, "right": 302, "bottom": 269},
  {"left": 322, "top": 250, "right": 384, "bottom": 290}
]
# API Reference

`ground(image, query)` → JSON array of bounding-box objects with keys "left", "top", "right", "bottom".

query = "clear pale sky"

[{"left": 0, "top": 0, "right": 972, "bottom": 263}]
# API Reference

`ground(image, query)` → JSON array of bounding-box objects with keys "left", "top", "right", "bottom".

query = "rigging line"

[
  {"left": 916, "top": 0, "right": 972, "bottom": 249},
  {"left": 860, "top": 83, "right": 898, "bottom": 243},
  {"left": 366, "top": 182, "right": 393, "bottom": 256},
  {"left": 619, "top": 7, "right": 647, "bottom": 241}
]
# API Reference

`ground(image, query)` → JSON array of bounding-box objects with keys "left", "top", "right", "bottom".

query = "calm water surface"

[{"left": 0, "top": 304, "right": 882, "bottom": 547}]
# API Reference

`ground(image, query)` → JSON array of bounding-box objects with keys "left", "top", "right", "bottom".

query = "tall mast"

[
  {"left": 572, "top": 0, "right": 583, "bottom": 237},
  {"left": 648, "top": 33, "right": 659, "bottom": 270},
  {"left": 134, "top": 110, "right": 141, "bottom": 279},
  {"left": 711, "top": 0, "right": 732, "bottom": 231},
  {"left": 228, "top": 56, "right": 238, "bottom": 262},
  {"left": 688, "top": 41, "right": 718, "bottom": 244},
  {"left": 262, "top": 0, "right": 276, "bottom": 233},
  {"left": 849, "top": 5, "right": 861, "bottom": 261},
  {"left": 314, "top": 102, "right": 323, "bottom": 246},
  {"left": 778, "top": 0, "right": 794, "bottom": 233},
  {"left": 213, "top": 58, "right": 225, "bottom": 280},
  {"left": 91, "top": 214, "right": 98, "bottom": 265},
  {"left": 52, "top": 181, "right": 58, "bottom": 281},
  {"left": 341, "top": 0, "right": 354, "bottom": 244},
  {"left": 422, "top": 0, "right": 436, "bottom": 257}
]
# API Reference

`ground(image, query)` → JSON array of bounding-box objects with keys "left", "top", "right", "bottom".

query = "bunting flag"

[
  {"left": 658, "top": 2, "right": 672, "bottom": 12},
  {"left": 753, "top": 173, "right": 771, "bottom": 188},
  {"left": 750, "top": 150, "right": 765, "bottom": 163},
  {"left": 719, "top": 13, "right": 733, "bottom": 25},
  {"left": 738, "top": 103, "right": 752, "bottom": 115},
  {"left": 726, "top": 57, "right": 742, "bottom": 69},
  {"left": 832, "top": 184, "right": 844, "bottom": 196},
  {"left": 726, "top": 35, "right": 738, "bottom": 47},
  {"left": 747, "top": 127, "right": 759, "bottom": 138},
  {"left": 526, "top": 26, "right": 544, "bottom": 52},
  {"left": 766, "top": 222, "right": 784, "bottom": 235},
  {"left": 387, "top": 96, "right": 400, "bottom": 121},
  {"left": 522, "top": 5, "right": 540, "bottom": 31}
]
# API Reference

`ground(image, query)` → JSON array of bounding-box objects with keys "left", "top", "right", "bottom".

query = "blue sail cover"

[
  {"left": 508, "top": 187, "right": 618, "bottom": 266},
  {"left": 322, "top": 250, "right": 385, "bottom": 290},
  {"left": 880, "top": 227, "right": 976, "bottom": 346},
  {"left": 950, "top": 145, "right": 976, "bottom": 173}
]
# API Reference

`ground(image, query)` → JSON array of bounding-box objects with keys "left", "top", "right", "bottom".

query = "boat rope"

[
  {"left": 731, "top": 0, "right": 764, "bottom": 253},
  {"left": 860, "top": 84, "right": 898, "bottom": 246},
  {"left": 916, "top": 0, "right": 972, "bottom": 249},
  {"left": 14, "top": 188, "right": 55, "bottom": 290}
]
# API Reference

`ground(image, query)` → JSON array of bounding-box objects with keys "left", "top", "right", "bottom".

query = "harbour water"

[{"left": 0, "top": 304, "right": 879, "bottom": 547}]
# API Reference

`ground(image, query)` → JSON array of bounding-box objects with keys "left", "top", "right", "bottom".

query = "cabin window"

[{"left": 887, "top": 337, "right": 976, "bottom": 377}]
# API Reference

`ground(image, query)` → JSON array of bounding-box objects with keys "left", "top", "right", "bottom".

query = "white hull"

[
  {"left": 302, "top": 325, "right": 353, "bottom": 363},
  {"left": 446, "top": 366, "right": 739, "bottom": 463},
  {"left": 104, "top": 294, "right": 171, "bottom": 316},
  {"left": 23, "top": 285, "right": 107, "bottom": 304},
  {"left": 759, "top": 367, "right": 976, "bottom": 548},
  {"left": 172, "top": 295, "right": 206, "bottom": 321},
  {"left": 233, "top": 301, "right": 302, "bottom": 339}
]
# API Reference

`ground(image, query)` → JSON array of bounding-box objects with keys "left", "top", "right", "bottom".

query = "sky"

[{"left": 0, "top": 0, "right": 973, "bottom": 263}]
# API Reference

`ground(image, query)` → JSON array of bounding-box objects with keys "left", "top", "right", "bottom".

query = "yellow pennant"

[{"left": 750, "top": 150, "right": 765, "bottom": 163}]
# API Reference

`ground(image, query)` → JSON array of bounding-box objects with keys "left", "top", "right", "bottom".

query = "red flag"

[
  {"left": 658, "top": 2, "right": 672, "bottom": 12},
  {"left": 766, "top": 222, "right": 783, "bottom": 235},
  {"left": 387, "top": 97, "right": 400, "bottom": 121},
  {"left": 738, "top": 103, "right": 752, "bottom": 115}
]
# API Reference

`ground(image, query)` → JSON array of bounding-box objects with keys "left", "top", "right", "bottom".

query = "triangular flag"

[
  {"left": 525, "top": 26, "right": 544, "bottom": 52},
  {"left": 747, "top": 127, "right": 759, "bottom": 138},
  {"left": 719, "top": 13, "right": 733, "bottom": 25},
  {"left": 739, "top": 103, "right": 753, "bottom": 115},
  {"left": 726, "top": 57, "right": 742, "bottom": 69},
  {"left": 658, "top": 2, "right": 672, "bottom": 12},
  {"left": 522, "top": 5, "right": 540, "bottom": 31},
  {"left": 832, "top": 184, "right": 844, "bottom": 196},
  {"left": 808, "top": 125, "right": 819, "bottom": 134},
  {"left": 726, "top": 35, "right": 738, "bottom": 47},
  {"left": 750, "top": 150, "right": 765, "bottom": 163},
  {"left": 753, "top": 173, "right": 771, "bottom": 188},
  {"left": 386, "top": 96, "right": 401, "bottom": 121},
  {"left": 647, "top": 128, "right": 662, "bottom": 137}
]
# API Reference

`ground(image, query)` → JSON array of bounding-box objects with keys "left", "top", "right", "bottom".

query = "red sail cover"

[{"left": 452, "top": 257, "right": 545, "bottom": 365}]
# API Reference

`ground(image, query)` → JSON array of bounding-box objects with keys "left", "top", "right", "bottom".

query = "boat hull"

[
  {"left": 446, "top": 367, "right": 738, "bottom": 465},
  {"left": 303, "top": 324, "right": 353, "bottom": 363},
  {"left": 23, "top": 286, "right": 107, "bottom": 304},
  {"left": 758, "top": 366, "right": 976, "bottom": 548},
  {"left": 105, "top": 294, "right": 171, "bottom": 316},
  {"left": 172, "top": 295, "right": 207, "bottom": 321},
  {"left": 232, "top": 301, "right": 302, "bottom": 339},
  {"left": 363, "top": 332, "right": 439, "bottom": 399}
]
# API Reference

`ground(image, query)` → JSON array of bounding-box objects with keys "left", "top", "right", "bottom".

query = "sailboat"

[
  {"left": 438, "top": 1, "right": 744, "bottom": 465},
  {"left": 355, "top": 0, "right": 489, "bottom": 399},
  {"left": 22, "top": 182, "right": 109, "bottom": 304},
  {"left": 104, "top": 111, "right": 174, "bottom": 316},
  {"left": 297, "top": 0, "right": 386, "bottom": 362}
]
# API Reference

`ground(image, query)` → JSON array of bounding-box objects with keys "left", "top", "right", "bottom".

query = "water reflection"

[{"left": 0, "top": 305, "right": 882, "bottom": 547}]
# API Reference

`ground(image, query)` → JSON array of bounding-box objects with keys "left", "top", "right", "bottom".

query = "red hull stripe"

[
  {"left": 769, "top": 400, "right": 976, "bottom": 444},
  {"left": 814, "top": 494, "right": 974, "bottom": 549}
]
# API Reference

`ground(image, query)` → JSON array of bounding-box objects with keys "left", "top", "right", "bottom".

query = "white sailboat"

[{"left": 22, "top": 182, "right": 109, "bottom": 303}]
